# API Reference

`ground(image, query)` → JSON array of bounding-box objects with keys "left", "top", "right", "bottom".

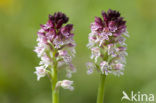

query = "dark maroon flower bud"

[
  {"left": 95, "top": 17, "right": 104, "bottom": 28},
  {"left": 54, "top": 12, "right": 68, "bottom": 24},
  {"left": 107, "top": 9, "right": 120, "bottom": 21},
  {"left": 108, "top": 21, "right": 117, "bottom": 32},
  {"left": 56, "top": 19, "right": 64, "bottom": 29},
  {"left": 102, "top": 11, "right": 108, "bottom": 21},
  {"left": 95, "top": 9, "right": 127, "bottom": 36},
  {"left": 48, "top": 12, "right": 69, "bottom": 29},
  {"left": 65, "top": 24, "right": 73, "bottom": 31},
  {"left": 61, "top": 24, "right": 73, "bottom": 37},
  {"left": 49, "top": 14, "right": 55, "bottom": 21}
]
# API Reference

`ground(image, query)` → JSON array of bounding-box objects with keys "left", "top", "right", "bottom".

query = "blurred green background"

[{"left": 0, "top": 0, "right": 156, "bottom": 103}]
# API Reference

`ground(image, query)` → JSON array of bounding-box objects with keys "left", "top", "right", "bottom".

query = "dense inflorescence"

[
  {"left": 86, "top": 9, "right": 129, "bottom": 76},
  {"left": 34, "top": 12, "right": 75, "bottom": 90}
]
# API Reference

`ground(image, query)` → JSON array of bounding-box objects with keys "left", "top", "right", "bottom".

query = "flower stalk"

[
  {"left": 97, "top": 74, "right": 106, "bottom": 103},
  {"left": 51, "top": 50, "right": 59, "bottom": 103},
  {"left": 52, "top": 70, "right": 59, "bottom": 103}
]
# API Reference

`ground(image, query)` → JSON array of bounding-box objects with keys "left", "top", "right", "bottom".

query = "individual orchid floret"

[
  {"left": 58, "top": 50, "right": 72, "bottom": 64},
  {"left": 91, "top": 47, "right": 101, "bottom": 62},
  {"left": 66, "top": 64, "right": 76, "bottom": 78},
  {"left": 34, "top": 66, "right": 47, "bottom": 81},
  {"left": 56, "top": 80, "right": 74, "bottom": 91},
  {"left": 86, "top": 9, "right": 129, "bottom": 76},
  {"left": 100, "top": 61, "right": 112, "bottom": 75}
]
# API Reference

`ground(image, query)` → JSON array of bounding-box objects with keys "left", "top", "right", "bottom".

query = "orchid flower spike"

[
  {"left": 86, "top": 9, "right": 129, "bottom": 76},
  {"left": 34, "top": 12, "right": 76, "bottom": 91}
]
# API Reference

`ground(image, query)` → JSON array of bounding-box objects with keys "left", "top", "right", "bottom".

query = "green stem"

[
  {"left": 96, "top": 74, "right": 106, "bottom": 103},
  {"left": 52, "top": 67, "right": 58, "bottom": 103},
  {"left": 51, "top": 51, "right": 59, "bottom": 103}
]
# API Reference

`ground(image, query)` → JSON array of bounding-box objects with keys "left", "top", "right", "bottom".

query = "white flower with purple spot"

[{"left": 56, "top": 80, "right": 74, "bottom": 91}]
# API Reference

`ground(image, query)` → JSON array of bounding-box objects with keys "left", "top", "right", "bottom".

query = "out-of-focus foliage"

[{"left": 0, "top": 0, "right": 156, "bottom": 103}]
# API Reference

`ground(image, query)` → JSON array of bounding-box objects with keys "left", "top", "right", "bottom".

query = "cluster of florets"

[
  {"left": 86, "top": 9, "right": 129, "bottom": 76},
  {"left": 34, "top": 12, "right": 75, "bottom": 90}
]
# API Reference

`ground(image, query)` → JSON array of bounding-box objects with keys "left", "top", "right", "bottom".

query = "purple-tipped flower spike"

[
  {"left": 34, "top": 12, "right": 76, "bottom": 102},
  {"left": 87, "top": 9, "right": 129, "bottom": 76},
  {"left": 34, "top": 12, "right": 76, "bottom": 80},
  {"left": 87, "top": 9, "right": 129, "bottom": 103}
]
